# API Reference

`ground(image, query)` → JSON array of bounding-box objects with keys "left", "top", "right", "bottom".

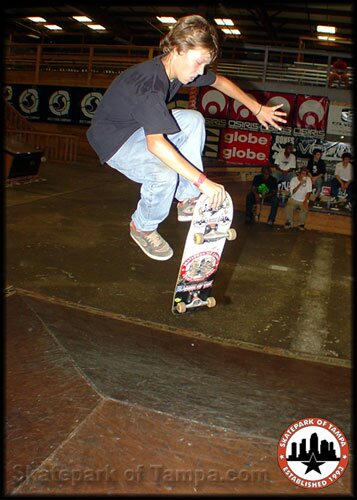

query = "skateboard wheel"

[
  {"left": 207, "top": 297, "right": 216, "bottom": 308},
  {"left": 227, "top": 228, "right": 237, "bottom": 241},
  {"left": 193, "top": 233, "right": 204, "bottom": 245},
  {"left": 176, "top": 302, "right": 187, "bottom": 314}
]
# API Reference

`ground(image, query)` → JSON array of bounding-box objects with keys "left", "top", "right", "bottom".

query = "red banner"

[
  {"left": 264, "top": 91, "right": 296, "bottom": 126},
  {"left": 219, "top": 129, "right": 272, "bottom": 165},
  {"left": 294, "top": 95, "right": 329, "bottom": 130},
  {"left": 228, "top": 91, "right": 263, "bottom": 121},
  {"left": 197, "top": 88, "right": 229, "bottom": 118}
]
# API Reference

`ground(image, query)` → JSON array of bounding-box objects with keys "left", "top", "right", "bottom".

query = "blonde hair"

[{"left": 160, "top": 15, "right": 219, "bottom": 62}]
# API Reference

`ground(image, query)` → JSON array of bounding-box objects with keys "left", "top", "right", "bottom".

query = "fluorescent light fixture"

[
  {"left": 73, "top": 16, "right": 92, "bottom": 23},
  {"left": 27, "top": 17, "right": 47, "bottom": 22},
  {"left": 317, "top": 25, "right": 336, "bottom": 34},
  {"left": 222, "top": 18, "right": 234, "bottom": 26},
  {"left": 87, "top": 24, "right": 106, "bottom": 31},
  {"left": 214, "top": 18, "right": 234, "bottom": 26},
  {"left": 318, "top": 35, "right": 336, "bottom": 41},
  {"left": 222, "top": 28, "right": 241, "bottom": 35},
  {"left": 156, "top": 16, "right": 177, "bottom": 24},
  {"left": 44, "top": 24, "right": 63, "bottom": 30}
]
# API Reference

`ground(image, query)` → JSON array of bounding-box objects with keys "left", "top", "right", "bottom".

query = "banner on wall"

[
  {"left": 326, "top": 102, "right": 353, "bottom": 137},
  {"left": 219, "top": 129, "right": 271, "bottom": 165},
  {"left": 197, "top": 87, "right": 229, "bottom": 119},
  {"left": 264, "top": 91, "right": 296, "bottom": 127},
  {"left": 6, "top": 85, "right": 43, "bottom": 122},
  {"left": 3, "top": 83, "right": 105, "bottom": 125},
  {"left": 78, "top": 90, "right": 104, "bottom": 124},
  {"left": 228, "top": 90, "right": 263, "bottom": 122},
  {"left": 293, "top": 95, "right": 329, "bottom": 138},
  {"left": 44, "top": 87, "right": 74, "bottom": 123}
]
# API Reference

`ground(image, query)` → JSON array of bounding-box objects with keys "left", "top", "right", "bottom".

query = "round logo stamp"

[
  {"left": 278, "top": 417, "right": 349, "bottom": 489},
  {"left": 181, "top": 251, "right": 219, "bottom": 282}
]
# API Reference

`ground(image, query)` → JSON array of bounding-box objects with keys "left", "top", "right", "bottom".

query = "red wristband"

[{"left": 193, "top": 173, "right": 207, "bottom": 188}]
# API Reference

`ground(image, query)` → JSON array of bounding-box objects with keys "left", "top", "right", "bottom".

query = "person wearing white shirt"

[
  {"left": 273, "top": 143, "right": 297, "bottom": 188},
  {"left": 330, "top": 152, "right": 354, "bottom": 210},
  {"left": 284, "top": 167, "right": 312, "bottom": 231}
]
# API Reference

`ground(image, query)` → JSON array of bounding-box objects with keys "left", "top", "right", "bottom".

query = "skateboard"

[{"left": 172, "top": 192, "right": 237, "bottom": 314}]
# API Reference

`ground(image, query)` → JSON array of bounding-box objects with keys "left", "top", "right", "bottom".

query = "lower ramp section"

[
  {"left": 5, "top": 291, "right": 101, "bottom": 494},
  {"left": 5, "top": 290, "right": 352, "bottom": 495}
]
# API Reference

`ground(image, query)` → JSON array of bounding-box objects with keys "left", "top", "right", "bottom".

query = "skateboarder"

[{"left": 87, "top": 15, "right": 287, "bottom": 261}]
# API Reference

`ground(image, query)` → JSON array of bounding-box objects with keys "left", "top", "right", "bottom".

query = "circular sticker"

[
  {"left": 181, "top": 251, "right": 219, "bottom": 282},
  {"left": 278, "top": 417, "right": 349, "bottom": 489}
]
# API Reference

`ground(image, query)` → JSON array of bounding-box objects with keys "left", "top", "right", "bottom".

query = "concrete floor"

[
  {"left": 6, "top": 161, "right": 352, "bottom": 366},
  {"left": 5, "top": 160, "right": 353, "bottom": 495}
]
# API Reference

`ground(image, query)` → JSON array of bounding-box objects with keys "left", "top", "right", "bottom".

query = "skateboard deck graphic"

[{"left": 172, "top": 192, "right": 236, "bottom": 314}]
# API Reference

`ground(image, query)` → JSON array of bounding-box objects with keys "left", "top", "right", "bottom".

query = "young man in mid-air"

[{"left": 87, "top": 15, "right": 286, "bottom": 260}]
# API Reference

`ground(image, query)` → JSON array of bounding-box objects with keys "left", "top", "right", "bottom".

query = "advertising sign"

[
  {"left": 326, "top": 102, "right": 353, "bottom": 137},
  {"left": 294, "top": 95, "right": 329, "bottom": 134},
  {"left": 219, "top": 129, "right": 271, "bottom": 165}
]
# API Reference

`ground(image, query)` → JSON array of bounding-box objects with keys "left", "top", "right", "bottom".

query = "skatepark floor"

[{"left": 5, "top": 161, "right": 352, "bottom": 495}]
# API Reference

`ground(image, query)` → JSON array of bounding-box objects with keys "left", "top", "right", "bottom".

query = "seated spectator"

[
  {"left": 306, "top": 148, "right": 326, "bottom": 208},
  {"left": 284, "top": 167, "right": 312, "bottom": 231},
  {"left": 330, "top": 152, "right": 354, "bottom": 211},
  {"left": 272, "top": 143, "right": 296, "bottom": 189},
  {"left": 328, "top": 58, "right": 350, "bottom": 88},
  {"left": 245, "top": 165, "right": 279, "bottom": 225}
]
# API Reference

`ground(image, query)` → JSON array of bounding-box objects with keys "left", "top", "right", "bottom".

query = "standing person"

[
  {"left": 272, "top": 143, "right": 296, "bottom": 190},
  {"left": 245, "top": 166, "right": 279, "bottom": 225},
  {"left": 306, "top": 148, "right": 326, "bottom": 208},
  {"left": 86, "top": 15, "right": 286, "bottom": 261},
  {"left": 284, "top": 167, "right": 312, "bottom": 231},
  {"left": 328, "top": 58, "right": 350, "bottom": 88},
  {"left": 330, "top": 152, "right": 354, "bottom": 210}
]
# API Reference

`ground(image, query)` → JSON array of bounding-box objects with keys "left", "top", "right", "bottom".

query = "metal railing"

[
  {"left": 4, "top": 101, "right": 78, "bottom": 162},
  {"left": 4, "top": 41, "right": 353, "bottom": 88}
]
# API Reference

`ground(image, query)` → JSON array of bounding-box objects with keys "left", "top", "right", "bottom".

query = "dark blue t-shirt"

[{"left": 86, "top": 55, "right": 216, "bottom": 163}]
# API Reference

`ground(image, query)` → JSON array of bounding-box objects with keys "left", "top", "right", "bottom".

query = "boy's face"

[
  {"left": 299, "top": 170, "right": 308, "bottom": 180},
  {"left": 342, "top": 156, "right": 351, "bottom": 165},
  {"left": 173, "top": 47, "right": 212, "bottom": 84}
]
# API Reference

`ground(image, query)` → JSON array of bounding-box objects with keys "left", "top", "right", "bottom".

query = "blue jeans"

[
  {"left": 245, "top": 193, "right": 279, "bottom": 222},
  {"left": 107, "top": 109, "right": 206, "bottom": 232},
  {"left": 272, "top": 170, "right": 294, "bottom": 187},
  {"left": 330, "top": 177, "right": 354, "bottom": 203},
  {"left": 312, "top": 176, "right": 324, "bottom": 197}
]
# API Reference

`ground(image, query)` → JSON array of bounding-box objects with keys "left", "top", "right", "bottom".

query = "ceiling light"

[
  {"left": 317, "top": 25, "right": 336, "bottom": 34},
  {"left": 27, "top": 17, "right": 47, "bottom": 23},
  {"left": 156, "top": 16, "right": 177, "bottom": 24},
  {"left": 222, "top": 28, "right": 241, "bottom": 35},
  {"left": 44, "top": 24, "right": 63, "bottom": 31},
  {"left": 318, "top": 35, "right": 336, "bottom": 41},
  {"left": 87, "top": 24, "right": 106, "bottom": 31},
  {"left": 73, "top": 16, "right": 92, "bottom": 23},
  {"left": 214, "top": 18, "right": 234, "bottom": 26}
]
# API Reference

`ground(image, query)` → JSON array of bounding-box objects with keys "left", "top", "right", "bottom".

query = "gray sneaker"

[
  {"left": 130, "top": 222, "right": 173, "bottom": 261},
  {"left": 177, "top": 198, "right": 198, "bottom": 221}
]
